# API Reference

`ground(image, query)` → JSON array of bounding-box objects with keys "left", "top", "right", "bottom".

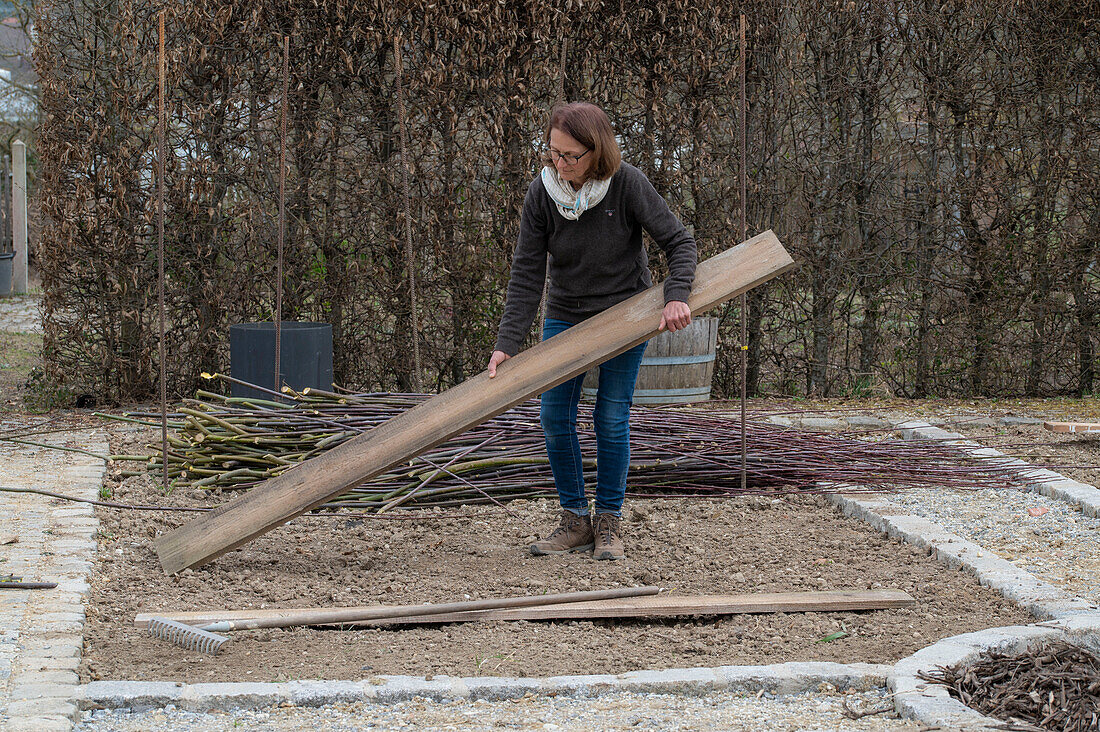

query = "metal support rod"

[
  {"left": 739, "top": 13, "right": 748, "bottom": 492},
  {"left": 157, "top": 12, "right": 168, "bottom": 491},
  {"left": 275, "top": 35, "right": 289, "bottom": 394},
  {"left": 11, "top": 140, "right": 26, "bottom": 293},
  {"left": 393, "top": 34, "right": 422, "bottom": 391}
]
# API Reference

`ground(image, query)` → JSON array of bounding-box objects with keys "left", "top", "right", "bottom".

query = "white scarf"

[{"left": 540, "top": 166, "right": 612, "bottom": 221}]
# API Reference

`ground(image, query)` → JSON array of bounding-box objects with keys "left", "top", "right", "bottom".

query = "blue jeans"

[{"left": 539, "top": 318, "right": 647, "bottom": 517}]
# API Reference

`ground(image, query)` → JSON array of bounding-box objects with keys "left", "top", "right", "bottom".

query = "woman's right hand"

[{"left": 487, "top": 350, "right": 511, "bottom": 378}]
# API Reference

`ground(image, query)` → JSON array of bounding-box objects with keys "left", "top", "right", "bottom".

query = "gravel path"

[
  {"left": 0, "top": 294, "right": 42, "bottom": 334},
  {"left": 78, "top": 688, "right": 924, "bottom": 731},
  {"left": 0, "top": 421, "right": 107, "bottom": 732}
]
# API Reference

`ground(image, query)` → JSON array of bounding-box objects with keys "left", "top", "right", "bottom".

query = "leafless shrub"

[{"left": 32, "top": 0, "right": 1100, "bottom": 403}]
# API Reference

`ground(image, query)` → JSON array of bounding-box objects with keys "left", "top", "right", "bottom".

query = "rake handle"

[
  {"left": 203, "top": 585, "right": 660, "bottom": 632},
  {"left": 0, "top": 582, "right": 57, "bottom": 590}
]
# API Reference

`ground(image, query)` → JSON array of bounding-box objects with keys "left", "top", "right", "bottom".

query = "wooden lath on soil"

[
  {"left": 154, "top": 232, "right": 796, "bottom": 573},
  {"left": 134, "top": 590, "right": 916, "bottom": 629}
]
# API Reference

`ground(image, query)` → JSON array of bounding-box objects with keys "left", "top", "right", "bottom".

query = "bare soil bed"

[{"left": 79, "top": 428, "right": 1031, "bottom": 684}]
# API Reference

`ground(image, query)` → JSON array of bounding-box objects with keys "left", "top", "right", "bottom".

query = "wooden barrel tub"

[{"left": 582, "top": 316, "right": 718, "bottom": 405}]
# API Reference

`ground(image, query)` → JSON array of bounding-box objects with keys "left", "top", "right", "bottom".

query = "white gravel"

[
  {"left": 0, "top": 293, "right": 42, "bottom": 333},
  {"left": 78, "top": 688, "right": 924, "bottom": 731},
  {"left": 883, "top": 483, "right": 1100, "bottom": 606}
]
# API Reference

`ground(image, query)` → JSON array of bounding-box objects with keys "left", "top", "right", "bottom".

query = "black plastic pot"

[
  {"left": 229, "top": 321, "right": 333, "bottom": 400},
  {"left": 0, "top": 251, "right": 13, "bottom": 297}
]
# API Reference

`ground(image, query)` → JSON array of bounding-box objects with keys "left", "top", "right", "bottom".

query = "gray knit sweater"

[{"left": 494, "top": 162, "right": 697, "bottom": 356}]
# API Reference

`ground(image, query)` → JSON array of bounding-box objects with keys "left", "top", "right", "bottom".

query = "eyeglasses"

[{"left": 548, "top": 147, "right": 591, "bottom": 165}]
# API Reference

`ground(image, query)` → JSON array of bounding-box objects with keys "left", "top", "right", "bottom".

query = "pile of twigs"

[
  {"left": 919, "top": 641, "right": 1100, "bottom": 731},
  {"left": 104, "top": 374, "right": 1042, "bottom": 513}
]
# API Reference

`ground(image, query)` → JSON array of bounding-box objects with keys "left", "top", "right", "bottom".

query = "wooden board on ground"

[
  {"left": 134, "top": 589, "right": 913, "bottom": 628},
  {"left": 154, "top": 231, "right": 795, "bottom": 574},
  {"left": 1044, "top": 421, "right": 1100, "bottom": 434}
]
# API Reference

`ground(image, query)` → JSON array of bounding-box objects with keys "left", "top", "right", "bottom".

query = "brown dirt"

[{"left": 80, "top": 428, "right": 1032, "bottom": 683}]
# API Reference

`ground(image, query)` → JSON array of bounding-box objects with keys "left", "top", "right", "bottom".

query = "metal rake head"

[{"left": 148, "top": 617, "right": 229, "bottom": 655}]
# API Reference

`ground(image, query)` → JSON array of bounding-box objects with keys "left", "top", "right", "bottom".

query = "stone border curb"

[
  {"left": 863, "top": 418, "right": 1100, "bottom": 727},
  {"left": 78, "top": 661, "right": 891, "bottom": 713},
  {"left": 895, "top": 419, "right": 1100, "bottom": 518},
  {"left": 825, "top": 491, "right": 1096, "bottom": 620},
  {"left": 887, "top": 616, "right": 1100, "bottom": 729}
]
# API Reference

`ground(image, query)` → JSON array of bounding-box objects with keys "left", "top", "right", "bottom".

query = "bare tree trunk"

[
  {"left": 1071, "top": 210, "right": 1099, "bottom": 395},
  {"left": 809, "top": 262, "right": 834, "bottom": 396},
  {"left": 913, "top": 95, "right": 940, "bottom": 397}
]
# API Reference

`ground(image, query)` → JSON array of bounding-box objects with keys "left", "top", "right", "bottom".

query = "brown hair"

[{"left": 541, "top": 102, "right": 622, "bottom": 181}]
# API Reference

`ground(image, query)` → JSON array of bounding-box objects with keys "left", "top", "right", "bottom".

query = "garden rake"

[
  {"left": 147, "top": 585, "right": 661, "bottom": 655},
  {"left": 147, "top": 617, "right": 230, "bottom": 655}
]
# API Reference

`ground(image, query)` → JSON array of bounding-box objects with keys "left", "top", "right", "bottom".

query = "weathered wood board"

[
  {"left": 135, "top": 590, "right": 913, "bottom": 628},
  {"left": 155, "top": 231, "right": 795, "bottom": 574}
]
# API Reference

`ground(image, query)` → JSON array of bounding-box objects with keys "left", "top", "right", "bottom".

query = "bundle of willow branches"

[{"left": 106, "top": 374, "right": 1040, "bottom": 513}]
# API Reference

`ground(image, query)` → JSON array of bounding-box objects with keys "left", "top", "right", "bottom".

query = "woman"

[{"left": 488, "top": 102, "right": 697, "bottom": 560}]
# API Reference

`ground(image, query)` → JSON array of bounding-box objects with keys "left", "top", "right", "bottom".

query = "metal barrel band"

[{"left": 637, "top": 354, "right": 716, "bottom": 366}]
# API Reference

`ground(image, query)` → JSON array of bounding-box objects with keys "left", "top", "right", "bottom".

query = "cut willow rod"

[
  {"left": 0, "top": 485, "right": 519, "bottom": 522},
  {"left": 156, "top": 10, "right": 169, "bottom": 493},
  {"left": 117, "top": 381, "right": 1051, "bottom": 513},
  {"left": 0, "top": 437, "right": 111, "bottom": 461},
  {"left": 377, "top": 432, "right": 512, "bottom": 514}
]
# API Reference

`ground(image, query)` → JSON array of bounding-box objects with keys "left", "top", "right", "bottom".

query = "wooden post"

[
  {"left": 12, "top": 139, "right": 27, "bottom": 293},
  {"left": 155, "top": 232, "right": 796, "bottom": 574}
]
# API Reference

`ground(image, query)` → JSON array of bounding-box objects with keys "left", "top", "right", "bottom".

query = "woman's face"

[{"left": 549, "top": 127, "right": 593, "bottom": 188}]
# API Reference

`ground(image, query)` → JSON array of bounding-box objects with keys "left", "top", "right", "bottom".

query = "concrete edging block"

[
  {"left": 888, "top": 623, "right": 1091, "bottom": 729},
  {"left": 612, "top": 667, "right": 723, "bottom": 695},
  {"left": 285, "top": 679, "right": 362, "bottom": 707},
  {"left": 363, "top": 675, "right": 466, "bottom": 704},
  {"left": 76, "top": 662, "right": 894, "bottom": 713},
  {"left": 179, "top": 682, "right": 290, "bottom": 712},
  {"left": 460, "top": 676, "right": 539, "bottom": 701},
  {"left": 79, "top": 681, "right": 182, "bottom": 713}
]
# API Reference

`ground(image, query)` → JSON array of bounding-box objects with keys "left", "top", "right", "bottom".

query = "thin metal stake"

[
  {"left": 739, "top": 13, "right": 748, "bottom": 492},
  {"left": 393, "top": 34, "right": 422, "bottom": 391},
  {"left": 556, "top": 36, "right": 569, "bottom": 104},
  {"left": 539, "top": 35, "right": 570, "bottom": 333},
  {"left": 275, "top": 35, "right": 289, "bottom": 396},
  {"left": 157, "top": 12, "right": 168, "bottom": 492}
]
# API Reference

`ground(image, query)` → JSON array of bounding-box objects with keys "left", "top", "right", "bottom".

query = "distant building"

[{"left": 0, "top": 16, "right": 35, "bottom": 126}]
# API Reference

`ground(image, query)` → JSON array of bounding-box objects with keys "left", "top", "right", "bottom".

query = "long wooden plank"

[
  {"left": 1043, "top": 421, "right": 1100, "bottom": 434},
  {"left": 134, "top": 590, "right": 913, "bottom": 628},
  {"left": 155, "top": 231, "right": 795, "bottom": 573}
]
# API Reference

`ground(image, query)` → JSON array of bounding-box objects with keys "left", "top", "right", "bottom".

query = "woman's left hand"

[{"left": 658, "top": 300, "right": 692, "bottom": 332}]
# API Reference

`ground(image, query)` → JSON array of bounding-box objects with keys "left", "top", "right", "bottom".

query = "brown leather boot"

[
  {"left": 593, "top": 513, "right": 625, "bottom": 560},
  {"left": 529, "top": 510, "right": 594, "bottom": 555}
]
